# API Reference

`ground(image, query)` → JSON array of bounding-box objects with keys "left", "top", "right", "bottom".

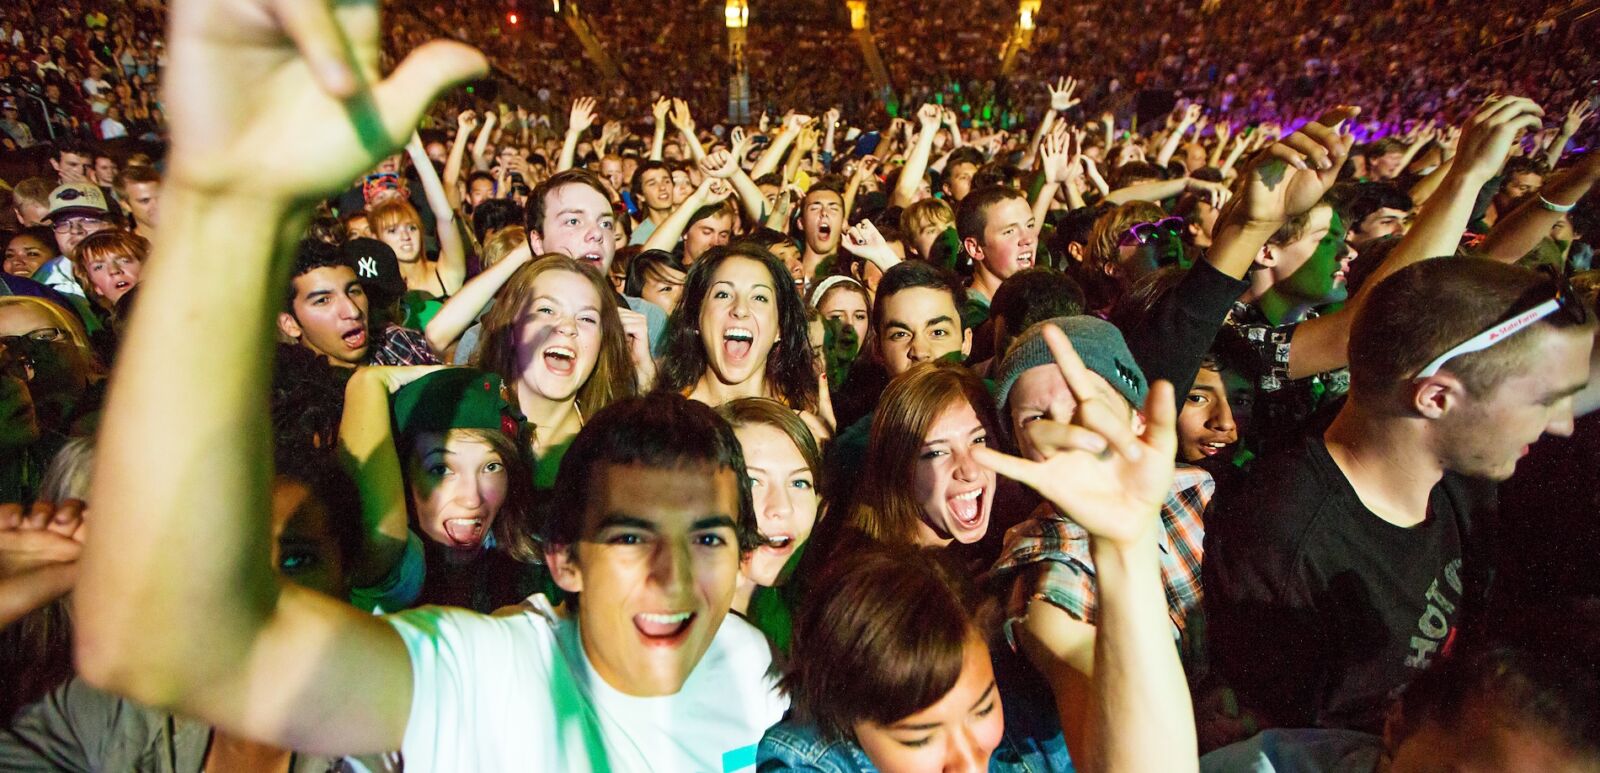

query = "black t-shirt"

[
  {"left": 1119, "top": 259, "right": 1249, "bottom": 406},
  {"left": 1202, "top": 432, "right": 1495, "bottom": 732}
]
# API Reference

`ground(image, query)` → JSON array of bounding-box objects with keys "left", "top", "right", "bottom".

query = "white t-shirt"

[{"left": 388, "top": 593, "right": 787, "bottom": 772}]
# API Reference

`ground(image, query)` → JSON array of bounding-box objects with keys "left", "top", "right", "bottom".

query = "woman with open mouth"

[
  {"left": 811, "top": 360, "right": 1004, "bottom": 572},
  {"left": 339, "top": 366, "right": 548, "bottom": 613},
  {"left": 655, "top": 244, "right": 829, "bottom": 436},
  {"left": 718, "top": 397, "right": 825, "bottom": 653},
  {"left": 477, "top": 254, "right": 638, "bottom": 487}
]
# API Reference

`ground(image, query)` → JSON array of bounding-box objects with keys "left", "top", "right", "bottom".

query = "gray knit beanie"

[{"left": 994, "top": 316, "right": 1148, "bottom": 416}]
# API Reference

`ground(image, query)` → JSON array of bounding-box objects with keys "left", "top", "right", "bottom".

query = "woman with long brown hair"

[{"left": 476, "top": 254, "right": 637, "bottom": 486}]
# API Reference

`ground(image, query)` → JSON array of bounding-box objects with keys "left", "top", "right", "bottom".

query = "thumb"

[{"left": 371, "top": 41, "right": 488, "bottom": 146}]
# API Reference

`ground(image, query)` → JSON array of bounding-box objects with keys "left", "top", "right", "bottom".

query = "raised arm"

[
  {"left": 975, "top": 327, "right": 1196, "bottom": 773},
  {"left": 338, "top": 366, "right": 444, "bottom": 591},
  {"left": 840, "top": 219, "right": 903, "bottom": 274},
  {"left": 1288, "top": 97, "right": 1544, "bottom": 378},
  {"left": 559, "top": 96, "right": 597, "bottom": 172},
  {"left": 649, "top": 96, "right": 671, "bottom": 161},
  {"left": 442, "top": 109, "right": 478, "bottom": 211},
  {"left": 1480, "top": 149, "right": 1600, "bottom": 262},
  {"left": 470, "top": 109, "right": 496, "bottom": 172},
  {"left": 704, "top": 146, "right": 766, "bottom": 225},
  {"left": 1155, "top": 104, "right": 1202, "bottom": 168},
  {"left": 670, "top": 98, "right": 707, "bottom": 162},
  {"left": 405, "top": 132, "right": 465, "bottom": 294},
  {"left": 1033, "top": 125, "right": 1074, "bottom": 236},
  {"left": 643, "top": 177, "right": 733, "bottom": 254},
  {"left": 73, "top": 0, "right": 485, "bottom": 753},
  {"left": 891, "top": 104, "right": 942, "bottom": 207},
  {"left": 424, "top": 240, "right": 533, "bottom": 354},
  {"left": 1544, "top": 100, "right": 1594, "bottom": 169},
  {"left": 750, "top": 113, "right": 809, "bottom": 180},
  {"left": 842, "top": 155, "right": 880, "bottom": 220}
]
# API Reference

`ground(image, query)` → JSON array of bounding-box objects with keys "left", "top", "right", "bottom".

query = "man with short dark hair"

[
  {"left": 49, "top": 140, "right": 93, "bottom": 186},
  {"left": 957, "top": 185, "right": 1038, "bottom": 321},
  {"left": 1337, "top": 181, "right": 1413, "bottom": 249},
  {"left": 276, "top": 239, "right": 438, "bottom": 368},
  {"left": 627, "top": 159, "right": 675, "bottom": 246},
  {"left": 1205, "top": 258, "right": 1597, "bottom": 733},
  {"left": 116, "top": 165, "right": 161, "bottom": 239},
  {"left": 798, "top": 185, "right": 845, "bottom": 283}
]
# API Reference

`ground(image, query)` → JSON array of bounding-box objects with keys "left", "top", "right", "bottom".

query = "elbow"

[{"left": 74, "top": 625, "right": 187, "bottom": 709}]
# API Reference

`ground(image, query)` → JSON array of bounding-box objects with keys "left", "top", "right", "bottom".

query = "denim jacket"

[{"left": 757, "top": 720, "right": 1073, "bottom": 772}]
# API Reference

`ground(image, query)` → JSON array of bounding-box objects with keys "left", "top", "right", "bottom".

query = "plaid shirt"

[
  {"left": 369, "top": 324, "right": 441, "bottom": 367},
  {"left": 987, "top": 465, "right": 1214, "bottom": 671},
  {"left": 1220, "top": 301, "right": 1349, "bottom": 446}
]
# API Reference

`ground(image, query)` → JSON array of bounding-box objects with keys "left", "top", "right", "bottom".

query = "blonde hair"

[
  {"left": 900, "top": 198, "right": 955, "bottom": 239},
  {"left": 482, "top": 226, "right": 527, "bottom": 271},
  {"left": 0, "top": 296, "right": 100, "bottom": 375},
  {"left": 1085, "top": 201, "right": 1165, "bottom": 277}
]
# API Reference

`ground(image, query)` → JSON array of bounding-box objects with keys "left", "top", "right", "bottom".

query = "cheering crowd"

[{"left": 3, "top": 0, "right": 1600, "bottom": 770}]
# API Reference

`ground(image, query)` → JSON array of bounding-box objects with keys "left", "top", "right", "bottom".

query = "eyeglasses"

[
  {"left": 1117, "top": 217, "right": 1185, "bottom": 247},
  {"left": 0, "top": 327, "right": 63, "bottom": 349},
  {"left": 1415, "top": 267, "right": 1589, "bottom": 379},
  {"left": 53, "top": 217, "right": 108, "bottom": 234}
]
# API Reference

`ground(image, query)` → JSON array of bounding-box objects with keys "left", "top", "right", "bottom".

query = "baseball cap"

[
  {"left": 342, "top": 237, "right": 406, "bottom": 309},
  {"left": 391, "top": 368, "right": 513, "bottom": 442},
  {"left": 994, "top": 316, "right": 1148, "bottom": 418},
  {"left": 45, "top": 183, "right": 110, "bottom": 222}
]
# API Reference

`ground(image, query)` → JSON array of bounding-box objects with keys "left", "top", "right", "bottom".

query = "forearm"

[
  {"left": 732, "top": 171, "right": 767, "bottom": 224},
  {"left": 1408, "top": 156, "right": 1454, "bottom": 206},
  {"left": 77, "top": 187, "right": 295, "bottom": 699},
  {"left": 424, "top": 247, "right": 527, "bottom": 352},
  {"left": 337, "top": 371, "right": 412, "bottom": 589},
  {"left": 1022, "top": 111, "right": 1054, "bottom": 170},
  {"left": 1105, "top": 177, "right": 1187, "bottom": 205},
  {"left": 892, "top": 130, "right": 938, "bottom": 207},
  {"left": 1544, "top": 131, "right": 1574, "bottom": 169},
  {"left": 1089, "top": 538, "right": 1198, "bottom": 773},
  {"left": 680, "top": 126, "right": 707, "bottom": 161},
  {"left": 1205, "top": 218, "right": 1280, "bottom": 279},
  {"left": 1219, "top": 140, "right": 1248, "bottom": 180},
  {"left": 650, "top": 122, "right": 666, "bottom": 161},
  {"left": 1482, "top": 166, "right": 1598, "bottom": 262},
  {"left": 1382, "top": 172, "right": 1481, "bottom": 273},
  {"left": 558, "top": 128, "right": 581, "bottom": 172},
  {"left": 0, "top": 564, "right": 76, "bottom": 628},
  {"left": 1154, "top": 125, "right": 1189, "bottom": 168},
  {"left": 644, "top": 192, "right": 708, "bottom": 253},
  {"left": 1032, "top": 180, "right": 1059, "bottom": 237},
  {"left": 442, "top": 129, "right": 470, "bottom": 210},
  {"left": 470, "top": 120, "right": 494, "bottom": 171},
  {"left": 750, "top": 129, "right": 797, "bottom": 180}
]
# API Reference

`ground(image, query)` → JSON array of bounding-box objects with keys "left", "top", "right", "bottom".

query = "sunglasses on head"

[
  {"left": 1118, "top": 217, "right": 1185, "bottom": 247},
  {"left": 1415, "top": 266, "right": 1590, "bottom": 379}
]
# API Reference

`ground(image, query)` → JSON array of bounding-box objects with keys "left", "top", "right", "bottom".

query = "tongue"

[
  {"left": 443, "top": 519, "right": 484, "bottom": 546},
  {"left": 724, "top": 339, "right": 752, "bottom": 360},
  {"left": 544, "top": 352, "right": 573, "bottom": 374},
  {"left": 950, "top": 494, "right": 980, "bottom": 526},
  {"left": 636, "top": 615, "right": 691, "bottom": 638}
]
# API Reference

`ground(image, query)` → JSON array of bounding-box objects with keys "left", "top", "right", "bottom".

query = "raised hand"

[
  {"left": 457, "top": 109, "right": 479, "bottom": 134},
  {"left": 972, "top": 326, "right": 1177, "bottom": 549},
  {"left": 943, "top": 107, "right": 960, "bottom": 128},
  {"left": 852, "top": 154, "right": 881, "bottom": 181},
  {"left": 824, "top": 107, "right": 841, "bottom": 126},
  {"left": 652, "top": 96, "right": 672, "bottom": 124},
  {"left": 1436, "top": 125, "right": 1461, "bottom": 159},
  {"left": 840, "top": 219, "right": 899, "bottom": 269},
  {"left": 568, "top": 96, "right": 597, "bottom": 134},
  {"left": 729, "top": 125, "right": 747, "bottom": 150},
  {"left": 785, "top": 112, "right": 813, "bottom": 133},
  {"left": 670, "top": 97, "right": 696, "bottom": 133},
  {"left": 160, "top": 0, "right": 487, "bottom": 199},
  {"left": 917, "top": 102, "right": 943, "bottom": 131},
  {"left": 0, "top": 500, "right": 88, "bottom": 543},
  {"left": 702, "top": 177, "right": 734, "bottom": 205},
  {"left": 1230, "top": 105, "right": 1358, "bottom": 226},
  {"left": 1454, "top": 96, "right": 1545, "bottom": 182},
  {"left": 701, "top": 148, "right": 740, "bottom": 179},
  {"left": 1048, "top": 76, "right": 1081, "bottom": 112},
  {"left": 1563, "top": 99, "right": 1596, "bottom": 136},
  {"left": 1040, "top": 125, "right": 1076, "bottom": 184},
  {"left": 1180, "top": 103, "right": 1203, "bottom": 126}
]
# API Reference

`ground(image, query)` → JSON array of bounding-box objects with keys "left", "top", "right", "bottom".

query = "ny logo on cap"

[{"left": 357, "top": 256, "right": 378, "bottom": 279}]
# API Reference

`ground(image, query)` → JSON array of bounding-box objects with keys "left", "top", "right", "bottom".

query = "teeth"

[
  {"left": 765, "top": 535, "right": 792, "bottom": 548},
  {"left": 638, "top": 611, "right": 692, "bottom": 625},
  {"left": 725, "top": 328, "right": 754, "bottom": 342},
  {"left": 546, "top": 346, "right": 576, "bottom": 359},
  {"left": 952, "top": 489, "right": 982, "bottom": 501}
]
